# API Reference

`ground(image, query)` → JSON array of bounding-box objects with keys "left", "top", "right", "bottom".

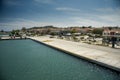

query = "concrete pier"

[
  {"left": 29, "top": 36, "right": 120, "bottom": 72},
  {"left": 0, "top": 36, "right": 27, "bottom": 40}
]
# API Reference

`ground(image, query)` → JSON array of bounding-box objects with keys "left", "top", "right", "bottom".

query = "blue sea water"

[{"left": 0, "top": 39, "right": 120, "bottom": 80}]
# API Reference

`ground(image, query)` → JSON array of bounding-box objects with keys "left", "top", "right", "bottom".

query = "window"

[{"left": 110, "top": 32, "right": 115, "bottom": 35}]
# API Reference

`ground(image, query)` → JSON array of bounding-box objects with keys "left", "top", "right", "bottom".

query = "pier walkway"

[{"left": 30, "top": 36, "right": 120, "bottom": 72}]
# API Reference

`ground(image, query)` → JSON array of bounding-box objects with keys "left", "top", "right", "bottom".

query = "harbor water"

[{"left": 0, "top": 39, "right": 120, "bottom": 80}]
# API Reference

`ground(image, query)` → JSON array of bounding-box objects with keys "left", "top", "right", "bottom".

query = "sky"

[{"left": 0, "top": 0, "right": 120, "bottom": 31}]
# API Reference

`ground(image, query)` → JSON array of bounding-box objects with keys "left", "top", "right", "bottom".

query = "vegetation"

[
  {"left": 11, "top": 30, "right": 20, "bottom": 36},
  {"left": 92, "top": 28, "right": 103, "bottom": 35},
  {"left": 0, "top": 29, "right": 4, "bottom": 32},
  {"left": 70, "top": 29, "right": 77, "bottom": 33},
  {"left": 88, "top": 26, "right": 92, "bottom": 28},
  {"left": 50, "top": 32, "right": 57, "bottom": 36},
  {"left": 21, "top": 27, "right": 26, "bottom": 32}
]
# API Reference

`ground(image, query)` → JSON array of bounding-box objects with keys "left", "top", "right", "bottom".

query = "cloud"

[
  {"left": 0, "top": 18, "right": 70, "bottom": 30},
  {"left": 94, "top": 7, "right": 120, "bottom": 23},
  {"left": 66, "top": 7, "right": 120, "bottom": 26},
  {"left": 96, "top": 8, "right": 114, "bottom": 12},
  {"left": 0, "top": 18, "right": 38, "bottom": 30},
  {"left": 71, "top": 17, "right": 99, "bottom": 26},
  {"left": 97, "top": 14, "right": 120, "bottom": 22},
  {"left": 3, "top": 0, "right": 20, "bottom": 6},
  {"left": 0, "top": 18, "right": 38, "bottom": 26},
  {"left": 34, "top": 0, "right": 55, "bottom": 4},
  {"left": 70, "top": 14, "right": 120, "bottom": 27},
  {"left": 95, "top": 7, "right": 120, "bottom": 14},
  {"left": 56, "top": 7, "right": 80, "bottom": 12},
  {"left": 72, "top": 18, "right": 112, "bottom": 27}
]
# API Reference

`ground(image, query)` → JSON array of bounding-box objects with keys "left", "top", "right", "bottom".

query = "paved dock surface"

[{"left": 29, "top": 36, "right": 120, "bottom": 72}]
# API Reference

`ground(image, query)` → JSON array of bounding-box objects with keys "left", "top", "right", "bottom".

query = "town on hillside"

[{"left": 0, "top": 26, "right": 120, "bottom": 48}]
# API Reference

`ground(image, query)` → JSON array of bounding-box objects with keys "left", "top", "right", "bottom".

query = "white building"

[
  {"left": 102, "top": 28, "right": 120, "bottom": 46},
  {"left": 103, "top": 29, "right": 120, "bottom": 38}
]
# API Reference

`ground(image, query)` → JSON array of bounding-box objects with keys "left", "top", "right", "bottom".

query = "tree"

[
  {"left": 108, "top": 27, "right": 112, "bottom": 30},
  {"left": 82, "top": 26, "right": 85, "bottom": 28},
  {"left": 92, "top": 28, "right": 103, "bottom": 35},
  {"left": 1, "top": 29, "right": 4, "bottom": 32},
  {"left": 88, "top": 26, "right": 92, "bottom": 28},
  {"left": 70, "top": 29, "right": 77, "bottom": 33},
  {"left": 11, "top": 30, "right": 15, "bottom": 35},
  {"left": 50, "top": 32, "right": 56, "bottom": 36},
  {"left": 21, "top": 27, "right": 26, "bottom": 32},
  {"left": 11, "top": 30, "right": 20, "bottom": 36}
]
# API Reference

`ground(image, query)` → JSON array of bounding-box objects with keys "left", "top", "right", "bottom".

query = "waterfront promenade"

[{"left": 29, "top": 36, "right": 120, "bottom": 72}]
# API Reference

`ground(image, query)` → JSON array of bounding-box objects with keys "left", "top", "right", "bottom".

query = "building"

[{"left": 102, "top": 28, "right": 120, "bottom": 46}]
